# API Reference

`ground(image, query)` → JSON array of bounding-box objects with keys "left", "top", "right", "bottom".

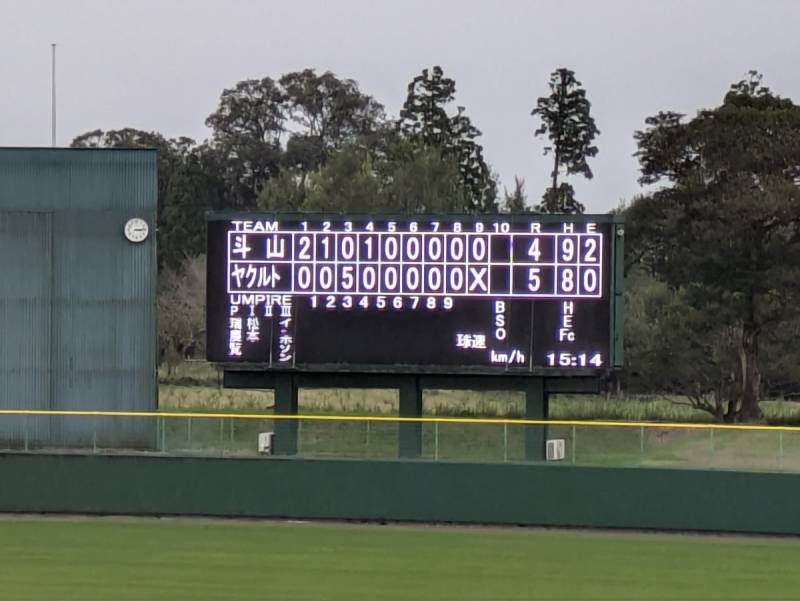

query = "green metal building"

[{"left": 0, "top": 148, "right": 157, "bottom": 448}]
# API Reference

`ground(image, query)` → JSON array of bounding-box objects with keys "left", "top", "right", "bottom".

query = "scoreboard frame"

[{"left": 206, "top": 211, "right": 624, "bottom": 378}]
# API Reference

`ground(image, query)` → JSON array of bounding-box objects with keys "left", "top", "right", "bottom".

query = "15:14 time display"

[{"left": 545, "top": 352, "right": 603, "bottom": 368}]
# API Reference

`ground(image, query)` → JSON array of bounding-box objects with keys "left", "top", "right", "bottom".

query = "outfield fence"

[{"left": 1, "top": 409, "right": 800, "bottom": 472}]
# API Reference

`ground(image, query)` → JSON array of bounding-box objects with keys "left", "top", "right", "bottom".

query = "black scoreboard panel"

[{"left": 207, "top": 214, "right": 621, "bottom": 374}]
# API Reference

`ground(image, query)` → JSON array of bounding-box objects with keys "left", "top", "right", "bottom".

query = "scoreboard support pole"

[
  {"left": 225, "top": 371, "right": 601, "bottom": 461},
  {"left": 273, "top": 373, "right": 299, "bottom": 455},
  {"left": 525, "top": 378, "right": 549, "bottom": 461},
  {"left": 398, "top": 376, "right": 423, "bottom": 459}
]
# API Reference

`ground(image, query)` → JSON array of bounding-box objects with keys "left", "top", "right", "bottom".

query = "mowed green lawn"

[{"left": 0, "top": 517, "right": 798, "bottom": 601}]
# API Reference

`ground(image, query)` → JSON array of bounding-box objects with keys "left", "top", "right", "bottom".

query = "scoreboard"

[{"left": 206, "top": 213, "right": 623, "bottom": 375}]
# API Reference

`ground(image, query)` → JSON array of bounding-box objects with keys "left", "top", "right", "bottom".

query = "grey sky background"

[{"left": 1, "top": 0, "right": 798, "bottom": 213}]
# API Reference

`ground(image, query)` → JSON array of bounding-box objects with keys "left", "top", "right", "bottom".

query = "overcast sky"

[{"left": 1, "top": 0, "right": 798, "bottom": 212}]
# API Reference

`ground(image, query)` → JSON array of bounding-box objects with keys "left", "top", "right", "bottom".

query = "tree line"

[
  {"left": 72, "top": 65, "right": 598, "bottom": 270},
  {"left": 73, "top": 66, "right": 800, "bottom": 422}
]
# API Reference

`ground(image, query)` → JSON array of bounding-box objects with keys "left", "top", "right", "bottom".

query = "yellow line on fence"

[{"left": 1, "top": 408, "right": 799, "bottom": 433}]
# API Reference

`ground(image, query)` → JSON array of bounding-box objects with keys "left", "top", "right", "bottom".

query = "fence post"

[
  {"left": 23, "top": 415, "right": 29, "bottom": 452},
  {"left": 187, "top": 417, "right": 192, "bottom": 448},
  {"left": 571, "top": 424, "right": 576, "bottom": 464},
  {"left": 640, "top": 425, "right": 645, "bottom": 457},
  {"left": 297, "top": 418, "right": 303, "bottom": 455},
  {"left": 503, "top": 422, "right": 508, "bottom": 462},
  {"left": 434, "top": 422, "right": 439, "bottom": 461},
  {"left": 160, "top": 416, "right": 166, "bottom": 452},
  {"left": 779, "top": 430, "right": 784, "bottom": 471}
]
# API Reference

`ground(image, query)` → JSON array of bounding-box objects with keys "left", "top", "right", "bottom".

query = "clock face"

[{"left": 124, "top": 218, "right": 149, "bottom": 243}]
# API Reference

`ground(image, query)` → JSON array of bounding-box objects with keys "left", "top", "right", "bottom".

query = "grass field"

[{"left": 0, "top": 517, "right": 798, "bottom": 601}]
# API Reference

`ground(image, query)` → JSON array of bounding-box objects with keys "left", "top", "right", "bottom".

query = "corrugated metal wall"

[
  {"left": 0, "top": 211, "right": 52, "bottom": 446},
  {"left": 0, "top": 149, "right": 157, "bottom": 448}
]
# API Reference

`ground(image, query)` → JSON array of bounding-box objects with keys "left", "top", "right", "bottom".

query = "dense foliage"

[{"left": 625, "top": 72, "right": 800, "bottom": 420}]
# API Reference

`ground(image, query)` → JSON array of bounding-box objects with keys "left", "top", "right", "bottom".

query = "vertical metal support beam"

[
  {"left": 525, "top": 378, "right": 548, "bottom": 461},
  {"left": 398, "top": 376, "right": 422, "bottom": 459},
  {"left": 612, "top": 219, "right": 625, "bottom": 369},
  {"left": 274, "top": 373, "right": 298, "bottom": 456}
]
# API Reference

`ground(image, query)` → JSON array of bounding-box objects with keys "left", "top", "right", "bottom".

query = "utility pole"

[{"left": 51, "top": 43, "right": 56, "bottom": 147}]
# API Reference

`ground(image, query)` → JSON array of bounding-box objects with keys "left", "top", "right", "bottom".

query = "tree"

[
  {"left": 503, "top": 176, "right": 528, "bottom": 212},
  {"left": 283, "top": 134, "right": 327, "bottom": 173},
  {"left": 449, "top": 106, "right": 498, "bottom": 211},
  {"left": 158, "top": 255, "right": 206, "bottom": 373},
  {"left": 399, "top": 66, "right": 455, "bottom": 147},
  {"left": 71, "top": 128, "right": 193, "bottom": 214},
  {"left": 207, "top": 71, "right": 386, "bottom": 209},
  {"left": 629, "top": 72, "right": 800, "bottom": 421},
  {"left": 205, "top": 78, "right": 286, "bottom": 209},
  {"left": 280, "top": 69, "right": 384, "bottom": 156},
  {"left": 277, "top": 69, "right": 386, "bottom": 204},
  {"left": 257, "top": 168, "right": 309, "bottom": 211},
  {"left": 159, "top": 145, "right": 225, "bottom": 269},
  {"left": 531, "top": 68, "right": 599, "bottom": 213},
  {"left": 539, "top": 182, "right": 583, "bottom": 214},
  {"left": 302, "top": 143, "right": 383, "bottom": 212},
  {"left": 622, "top": 265, "right": 741, "bottom": 419},
  {"left": 399, "top": 66, "right": 496, "bottom": 211},
  {"left": 379, "top": 138, "right": 467, "bottom": 213},
  {"left": 260, "top": 132, "right": 469, "bottom": 214}
]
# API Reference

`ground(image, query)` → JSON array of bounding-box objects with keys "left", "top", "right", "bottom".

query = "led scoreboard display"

[{"left": 206, "top": 214, "right": 623, "bottom": 374}]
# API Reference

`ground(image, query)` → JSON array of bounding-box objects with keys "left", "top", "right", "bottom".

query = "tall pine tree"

[
  {"left": 399, "top": 66, "right": 497, "bottom": 212},
  {"left": 531, "top": 68, "right": 598, "bottom": 213},
  {"left": 399, "top": 66, "right": 455, "bottom": 147}
]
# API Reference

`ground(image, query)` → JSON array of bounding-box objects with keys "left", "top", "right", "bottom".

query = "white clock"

[{"left": 124, "top": 217, "right": 150, "bottom": 243}]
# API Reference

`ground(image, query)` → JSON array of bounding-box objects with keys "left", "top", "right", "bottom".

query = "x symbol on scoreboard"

[{"left": 468, "top": 267, "right": 488, "bottom": 292}]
